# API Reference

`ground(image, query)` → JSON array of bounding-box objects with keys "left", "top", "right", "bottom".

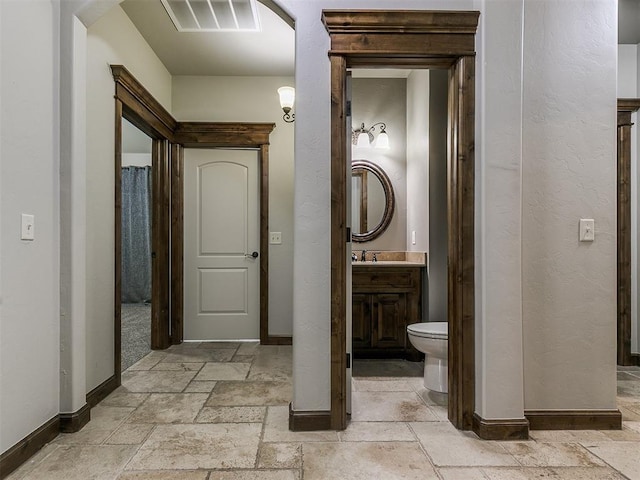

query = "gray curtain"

[{"left": 121, "top": 166, "right": 152, "bottom": 303}]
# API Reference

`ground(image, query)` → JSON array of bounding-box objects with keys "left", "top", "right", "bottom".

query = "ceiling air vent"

[{"left": 161, "top": 0, "right": 261, "bottom": 32}]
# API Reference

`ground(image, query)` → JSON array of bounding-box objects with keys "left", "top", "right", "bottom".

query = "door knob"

[{"left": 245, "top": 251, "right": 259, "bottom": 259}]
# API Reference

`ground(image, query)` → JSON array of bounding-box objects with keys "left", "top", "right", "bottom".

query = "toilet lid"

[{"left": 407, "top": 322, "right": 448, "bottom": 339}]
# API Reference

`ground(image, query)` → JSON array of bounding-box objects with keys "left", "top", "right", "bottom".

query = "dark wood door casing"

[
  {"left": 617, "top": 98, "right": 640, "bottom": 367},
  {"left": 322, "top": 10, "right": 479, "bottom": 431},
  {"left": 111, "top": 65, "right": 280, "bottom": 390}
]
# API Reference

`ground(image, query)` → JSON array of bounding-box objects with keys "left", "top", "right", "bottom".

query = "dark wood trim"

[
  {"left": 59, "top": 404, "right": 91, "bottom": 433},
  {"left": 111, "top": 65, "right": 176, "bottom": 140},
  {"left": 288, "top": 403, "right": 332, "bottom": 431},
  {"left": 618, "top": 98, "right": 640, "bottom": 112},
  {"left": 114, "top": 99, "right": 123, "bottom": 385},
  {"left": 151, "top": 139, "right": 171, "bottom": 350},
  {"left": 329, "top": 53, "right": 349, "bottom": 431},
  {"left": 324, "top": 10, "right": 478, "bottom": 432},
  {"left": 259, "top": 144, "right": 270, "bottom": 344},
  {"left": 525, "top": 410, "right": 622, "bottom": 430},
  {"left": 263, "top": 336, "right": 293, "bottom": 346},
  {"left": 174, "top": 122, "right": 275, "bottom": 148},
  {"left": 472, "top": 413, "right": 529, "bottom": 440},
  {"left": 617, "top": 99, "right": 639, "bottom": 366},
  {"left": 347, "top": 57, "right": 458, "bottom": 69},
  {"left": 0, "top": 416, "right": 59, "bottom": 480},
  {"left": 170, "top": 143, "right": 184, "bottom": 345},
  {"left": 86, "top": 375, "right": 118, "bottom": 408},
  {"left": 322, "top": 10, "right": 481, "bottom": 34},
  {"left": 448, "top": 55, "right": 476, "bottom": 430}
]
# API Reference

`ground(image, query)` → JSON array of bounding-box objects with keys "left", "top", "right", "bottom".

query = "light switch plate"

[
  {"left": 269, "top": 232, "right": 282, "bottom": 244},
  {"left": 21, "top": 214, "right": 35, "bottom": 240},
  {"left": 579, "top": 218, "right": 595, "bottom": 242}
]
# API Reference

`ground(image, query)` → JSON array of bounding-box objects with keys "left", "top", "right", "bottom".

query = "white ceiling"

[
  {"left": 619, "top": 0, "right": 640, "bottom": 44},
  {"left": 121, "top": 0, "right": 294, "bottom": 76}
]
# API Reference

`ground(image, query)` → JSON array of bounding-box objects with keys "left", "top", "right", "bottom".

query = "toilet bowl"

[{"left": 407, "top": 322, "right": 448, "bottom": 393}]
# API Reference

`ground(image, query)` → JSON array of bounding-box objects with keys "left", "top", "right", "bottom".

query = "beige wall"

[
  {"left": 351, "top": 77, "right": 407, "bottom": 251},
  {"left": 427, "top": 70, "right": 448, "bottom": 324},
  {"left": 522, "top": 0, "right": 618, "bottom": 409},
  {"left": 172, "top": 75, "right": 294, "bottom": 336},
  {"left": 86, "top": 4, "right": 172, "bottom": 391},
  {"left": 0, "top": 0, "right": 60, "bottom": 454},
  {"left": 406, "top": 70, "right": 430, "bottom": 254}
]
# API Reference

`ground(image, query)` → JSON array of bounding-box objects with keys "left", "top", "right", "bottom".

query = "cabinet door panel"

[
  {"left": 352, "top": 294, "right": 372, "bottom": 348},
  {"left": 372, "top": 293, "right": 406, "bottom": 348}
]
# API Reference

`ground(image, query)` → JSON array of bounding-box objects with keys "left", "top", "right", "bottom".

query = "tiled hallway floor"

[{"left": 7, "top": 343, "right": 640, "bottom": 479}]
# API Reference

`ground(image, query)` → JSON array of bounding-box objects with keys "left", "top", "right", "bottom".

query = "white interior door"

[{"left": 184, "top": 148, "right": 260, "bottom": 340}]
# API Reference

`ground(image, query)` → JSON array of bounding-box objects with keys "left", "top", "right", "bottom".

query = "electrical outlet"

[
  {"left": 579, "top": 219, "right": 595, "bottom": 242},
  {"left": 270, "top": 232, "right": 282, "bottom": 244}
]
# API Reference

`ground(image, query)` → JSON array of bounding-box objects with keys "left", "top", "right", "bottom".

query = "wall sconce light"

[
  {"left": 277, "top": 86, "right": 295, "bottom": 123},
  {"left": 352, "top": 122, "right": 389, "bottom": 149}
]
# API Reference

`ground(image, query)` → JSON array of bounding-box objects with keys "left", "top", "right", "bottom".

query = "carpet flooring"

[{"left": 121, "top": 303, "right": 151, "bottom": 372}]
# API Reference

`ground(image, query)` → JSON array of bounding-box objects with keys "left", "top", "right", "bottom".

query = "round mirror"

[{"left": 351, "top": 160, "right": 395, "bottom": 243}]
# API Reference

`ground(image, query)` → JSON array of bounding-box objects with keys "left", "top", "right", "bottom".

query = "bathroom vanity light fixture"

[
  {"left": 277, "top": 86, "right": 295, "bottom": 123},
  {"left": 352, "top": 122, "right": 390, "bottom": 149}
]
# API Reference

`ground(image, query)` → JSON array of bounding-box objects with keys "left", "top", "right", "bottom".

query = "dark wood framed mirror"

[{"left": 351, "top": 160, "right": 395, "bottom": 242}]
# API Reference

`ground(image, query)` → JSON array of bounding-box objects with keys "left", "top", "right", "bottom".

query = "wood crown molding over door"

[
  {"left": 321, "top": 10, "right": 479, "bottom": 433},
  {"left": 617, "top": 98, "right": 640, "bottom": 366}
]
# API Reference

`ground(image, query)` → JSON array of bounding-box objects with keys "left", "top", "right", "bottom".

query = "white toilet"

[{"left": 406, "top": 322, "right": 448, "bottom": 393}]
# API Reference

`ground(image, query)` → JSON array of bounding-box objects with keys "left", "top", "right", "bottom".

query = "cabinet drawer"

[{"left": 352, "top": 267, "right": 420, "bottom": 292}]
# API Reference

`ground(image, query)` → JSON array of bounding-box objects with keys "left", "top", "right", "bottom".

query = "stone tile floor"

[{"left": 6, "top": 342, "right": 640, "bottom": 480}]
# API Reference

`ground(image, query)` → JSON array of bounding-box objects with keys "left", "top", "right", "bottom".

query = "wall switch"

[
  {"left": 21, "top": 214, "right": 35, "bottom": 240},
  {"left": 411, "top": 231, "right": 416, "bottom": 245},
  {"left": 269, "top": 232, "right": 282, "bottom": 244},
  {"left": 579, "top": 218, "right": 595, "bottom": 242}
]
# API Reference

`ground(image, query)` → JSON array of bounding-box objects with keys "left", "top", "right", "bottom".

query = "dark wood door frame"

[
  {"left": 322, "top": 10, "right": 479, "bottom": 431},
  {"left": 617, "top": 98, "right": 640, "bottom": 367},
  {"left": 112, "top": 66, "right": 176, "bottom": 386},
  {"left": 112, "top": 65, "right": 282, "bottom": 387},
  {"left": 172, "top": 123, "right": 285, "bottom": 345}
]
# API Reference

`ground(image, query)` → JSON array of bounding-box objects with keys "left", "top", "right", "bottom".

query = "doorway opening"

[
  {"left": 323, "top": 10, "right": 480, "bottom": 433},
  {"left": 348, "top": 67, "right": 450, "bottom": 422},
  {"left": 119, "top": 118, "right": 154, "bottom": 371}
]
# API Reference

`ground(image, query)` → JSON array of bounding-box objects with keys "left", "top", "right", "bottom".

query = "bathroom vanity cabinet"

[{"left": 351, "top": 264, "right": 423, "bottom": 361}]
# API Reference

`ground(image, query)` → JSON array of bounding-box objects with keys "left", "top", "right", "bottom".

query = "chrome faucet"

[
  {"left": 372, "top": 252, "right": 378, "bottom": 262},
  {"left": 352, "top": 252, "right": 357, "bottom": 262},
  {"left": 361, "top": 250, "right": 367, "bottom": 262}
]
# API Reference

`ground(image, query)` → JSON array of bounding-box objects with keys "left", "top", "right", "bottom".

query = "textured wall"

[
  {"left": 86, "top": 4, "right": 172, "bottom": 392},
  {"left": 522, "top": 0, "right": 617, "bottom": 409},
  {"left": 474, "top": 0, "right": 526, "bottom": 420},
  {"left": 0, "top": 0, "right": 60, "bottom": 454},
  {"left": 351, "top": 77, "right": 407, "bottom": 251},
  {"left": 428, "top": 70, "right": 448, "bottom": 324},
  {"left": 406, "top": 70, "right": 430, "bottom": 254}
]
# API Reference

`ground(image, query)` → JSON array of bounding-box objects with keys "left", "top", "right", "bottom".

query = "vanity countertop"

[
  {"left": 352, "top": 260, "right": 426, "bottom": 267},
  {"left": 351, "top": 251, "right": 427, "bottom": 267}
]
